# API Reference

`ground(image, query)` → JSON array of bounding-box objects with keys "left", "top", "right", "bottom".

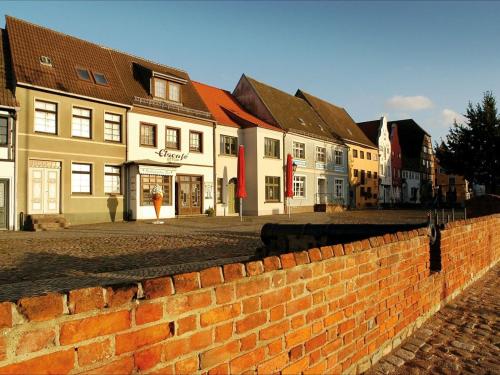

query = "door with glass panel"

[
  {"left": 0, "top": 180, "right": 8, "bottom": 229},
  {"left": 29, "top": 168, "right": 60, "bottom": 214},
  {"left": 177, "top": 175, "right": 203, "bottom": 215}
]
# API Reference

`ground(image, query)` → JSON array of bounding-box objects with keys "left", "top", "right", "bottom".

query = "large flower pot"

[{"left": 152, "top": 193, "right": 163, "bottom": 223}]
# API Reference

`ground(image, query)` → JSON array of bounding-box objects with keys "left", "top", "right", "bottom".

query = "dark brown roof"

[
  {"left": 0, "top": 28, "right": 17, "bottom": 108},
  {"left": 357, "top": 119, "right": 381, "bottom": 146},
  {"left": 387, "top": 119, "right": 429, "bottom": 170},
  {"left": 297, "top": 90, "right": 377, "bottom": 149},
  {"left": 244, "top": 76, "right": 341, "bottom": 143},
  {"left": 110, "top": 51, "right": 212, "bottom": 120},
  {"left": 6, "top": 16, "right": 130, "bottom": 106}
]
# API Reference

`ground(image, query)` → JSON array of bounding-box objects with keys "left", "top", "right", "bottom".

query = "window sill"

[
  {"left": 140, "top": 144, "right": 157, "bottom": 148},
  {"left": 218, "top": 154, "right": 237, "bottom": 158},
  {"left": 34, "top": 130, "right": 58, "bottom": 136},
  {"left": 264, "top": 201, "right": 281, "bottom": 203},
  {"left": 104, "top": 139, "right": 123, "bottom": 144},
  {"left": 263, "top": 156, "right": 280, "bottom": 160},
  {"left": 190, "top": 150, "right": 203, "bottom": 154},
  {"left": 72, "top": 136, "right": 92, "bottom": 140}
]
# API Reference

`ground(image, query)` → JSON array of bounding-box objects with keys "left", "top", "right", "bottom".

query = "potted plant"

[{"left": 151, "top": 184, "right": 164, "bottom": 224}]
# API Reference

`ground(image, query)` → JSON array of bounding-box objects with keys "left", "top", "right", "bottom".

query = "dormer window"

[
  {"left": 92, "top": 72, "right": 108, "bottom": 85},
  {"left": 76, "top": 68, "right": 91, "bottom": 81},
  {"left": 153, "top": 77, "right": 181, "bottom": 103},
  {"left": 40, "top": 56, "right": 52, "bottom": 67}
]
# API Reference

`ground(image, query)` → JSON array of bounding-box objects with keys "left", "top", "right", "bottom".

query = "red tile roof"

[
  {"left": 0, "top": 28, "right": 17, "bottom": 108},
  {"left": 193, "top": 81, "right": 283, "bottom": 132}
]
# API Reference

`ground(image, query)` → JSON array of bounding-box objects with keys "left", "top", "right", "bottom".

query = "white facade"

[
  {"left": 402, "top": 169, "right": 421, "bottom": 204},
  {"left": 214, "top": 125, "right": 284, "bottom": 216},
  {"left": 126, "top": 110, "right": 215, "bottom": 220},
  {"left": 377, "top": 116, "right": 392, "bottom": 204},
  {"left": 285, "top": 132, "right": 349, "bottom": 211},
  {"left": 0, "top": 111, "right": 16, "bottom": 230}
]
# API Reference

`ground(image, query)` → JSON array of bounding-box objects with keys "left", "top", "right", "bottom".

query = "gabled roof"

[
  {"left": 242, "top": 76, "right": 341, "bottom": 143},
  {"left": 387, "top": 119, "right": 429, "bottom": 170},
  {"left": 297, "top": 90, "right": 376, "bottom": 149},
  {"left": 5, "top": 16, "right": 130, "bottom": 106},
  {"left": 357, "top": 119, "right": 381, "bottom": 146},
  {"left": 109, "top": 51, "right": 212, "bottom": 120},
  {"left": 192, "top": 81, "right": 282, "bottom": 132},
  {"left": 0, "top": 28, "right": 17, "bottom": 108}
]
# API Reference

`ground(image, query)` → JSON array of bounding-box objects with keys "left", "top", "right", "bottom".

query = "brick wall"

[{"left": 0, "top": 214, "right": 498, "bottom": 375}]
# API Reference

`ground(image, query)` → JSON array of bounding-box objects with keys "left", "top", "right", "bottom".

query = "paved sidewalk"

[{"left": 366, "top": 264, "right": 500, "bottom": 375}]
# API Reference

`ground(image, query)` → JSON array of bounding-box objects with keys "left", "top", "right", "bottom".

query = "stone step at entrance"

[{"left": 23, "top": 214, "right": 70, "bottom": 231}]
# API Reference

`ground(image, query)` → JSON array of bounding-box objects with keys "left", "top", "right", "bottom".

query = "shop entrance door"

[
  {"left": 0, "top": 180, "right": 8, "bottom": 229},
  {"left": 177, "top": 175, "right": 203, "bottom": 215}
]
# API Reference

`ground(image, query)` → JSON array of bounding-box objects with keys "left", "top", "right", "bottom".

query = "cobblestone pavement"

[
  {"left": 0, "top": 209, "right": 448, "bottom": 300},
  {"left": 366, "top": 264, "right": 500, "bottom": 375}
]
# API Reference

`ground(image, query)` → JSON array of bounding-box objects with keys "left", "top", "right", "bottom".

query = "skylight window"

[
  {"left": 92, "top": 72, "right": 108, "bottom": 85},
  {"left": 76, "top": 68, "right": 91, "bottom": 81},
  {"left": 40, "top": 56, "right": 52, "bottom": 67},
  {"left": 298, "top": 118, "right": 306, "bottom": 126}
]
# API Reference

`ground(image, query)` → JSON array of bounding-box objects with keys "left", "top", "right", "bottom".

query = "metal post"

[
  {"left": 442, "top": 209, "right": 444, "bottom": 223},
  {"left": 288, "top": 197, "right": 291, "bottom": 220},
  {"left": 447, "top": 214, "right": 450, "bottom": 223},
  {"left": 452, "top": 208, "right": 455, "bottom": 221},
  {"left": 240, "top": 198, "right": 243, "bottom": 222},
  {"left": 464, "top": 207, "right": 467, "bottom": 220}
]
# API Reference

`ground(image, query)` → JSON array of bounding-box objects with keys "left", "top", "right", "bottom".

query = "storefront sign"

[
  {"left": 138, "top": 165, "right": 176, "bottom": 176},
  {"left": 155, "top": 149, "right": 189, "bottom": 161},
  {"left": 293, "top": 159, "right": 307, "bottom": 168},
  {"left": 315, "top": 162, "right": 326, "bottom": 170}
]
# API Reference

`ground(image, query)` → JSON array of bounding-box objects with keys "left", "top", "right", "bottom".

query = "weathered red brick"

[
  {"left": 230, "top": 347, "right": 265, "bottom": 373},
  {"left": 200, "top": 341, "right": 239, "bottom": 369},
  {"left": 177, "top": 315, "right": 197, "bottom": 335},
  {"left": 282, "top": 356, "right": 309, "bottom": 375},
  {"left": 242, "top": 296, "right": 260, "bottom": 314},
  {"left": 215, "top": 322, "right": 233, "bottom": 342},
  {"left": 115, "top": 323, "right": 172, "bottom": 354},
  {"left": 68, "top": 287, "right": 105, "bottom": 314},
  {"left": 259, "top": 320, "right": 289, "bottom": 340},
  {"left": 106, "top": 285, "right": 137, "bottom": 308},
  {"left": 268, "top": 339, "right": 283, "bottom": 355},
  {"left": 294, "top": 251, "right": 310, "bottom": 265},
  {"left": 17, "top": 293, "right": 64, "bottom": 322},
  {"left": 235, "top": 311, "right": 267, "bottom": 334},
  {"left": 142, "top": 277, "right": 174, "bottom": 299},
  {"left": 332, "top": 244, "right": 345, "bottom": 257},
  {"left": 60, "top": 310, "right": 131, "bottom": 345},
  {"left": 285, "top": 326, "right": 311, "bottom": 348},
  {"left": 0, "top": 337, "right": 6, "bottom": 362},
  {"left": 175, "top": 356, "right": 199, "bottom": 374},
  {"left": 135, "top": 302, "right": 163, "bottom": 325},
  {"left": 165, "top": 291, "right": 212, "bottom": 315},
  {"left": 305, "top": 332, "right": 327, "bottom": 353},
  {"left": 81, "top": 356, "right": 134, "bottom": 375},
  {"left": 257, "top": 352, "right": 288, "bottom": 374},
  {"left": 0, "top": 303, "right": 12, "bottom": 329},
  {"left": 223, "top": 263, "right": 245, "bottom": 281},
  {"left": 263, "top": 256, "right": 281, "bottom": 271},
  {"left": 240, "top": 333, "right": 257, "bottom": 351},
  {"left": 261, "top": 287, "right": 292, "bottom": 309},
  {"left": 280, "top": 253, "right": 297, "bottom": 269},
  {"left": 77, "top": 339, "right": 112, "bottom": 367},
  {"left": 308, "top": 248, "right": 323, "bottom": 262},
  {"left": 215, "top": 284, "right": 235, "bottom": 305},
  {"left": 320, "top": 246, "right": 333, "bottom": 259},
  {"left": 236, "top": 278, "right": 270, "bottom": 298},
  {"left": 16, "top": 328, "right": 55, "bottom": 355},
  {"left": 200, "top": 267, "right": 224, "bottom": 287},
  {"left": 208, "top": 363, "right": 229, "bottom": 375},
  {"left": 245, "top": 261, "right": 264, "bottom": 276},
  {"left": 0, "top": 349, "right": 74, "bottom": 375},
  {"left": 134, "top": 344, "right": 162, "bottom": 371},
  {"left": 201, "top": 303, "right": 241, "bottom": 327},
  {"left": 286, "top": 295, "right": 312, "bottom": 316},
  {"left": 173, "top": 272, "right": 200, "bottom": 293}
]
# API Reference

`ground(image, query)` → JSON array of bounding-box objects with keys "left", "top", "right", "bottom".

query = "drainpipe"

[
  {"left": 282, "top": 132, "right": 287, "bottom": 214},
  {"left": 12, "top": 111, "right": 18, "bottom": 230},
  {"left": 213, "top": 122, "right": 217, "bottom": 215}
]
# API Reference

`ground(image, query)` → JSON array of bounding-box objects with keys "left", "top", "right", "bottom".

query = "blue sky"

[{"left": 2, "top": 1, "right": 499, "bottom": 143}]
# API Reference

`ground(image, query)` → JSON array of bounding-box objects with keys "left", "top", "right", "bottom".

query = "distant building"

[
  {"left": 389, "top": 123, "right": 402, "bottom": 203},
  {"left": 357, "top": 116, "right": 392, "bottom": 205},
  {"left": 434, "top": 158, "right": 469, "bottom": 206}
]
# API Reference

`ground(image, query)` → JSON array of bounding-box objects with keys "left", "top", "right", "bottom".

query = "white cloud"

[
  {"left": 441, "top": 108, "right": 466, "bottom": 126},
  {"left": 385, "top": 95, "right": 434, "bottom": 111}
]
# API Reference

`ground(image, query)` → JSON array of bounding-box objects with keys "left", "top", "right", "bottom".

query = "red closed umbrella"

[
  {"left": 286, "top": 154, "right": 294, "bottom": 198},
  {"left": 237, "top": 145, "right": 247, "bottom": 220}
]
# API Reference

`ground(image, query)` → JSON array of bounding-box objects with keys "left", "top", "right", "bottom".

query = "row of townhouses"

[{"left": 0, "top": 16, "right": 435, "bottom": 230}]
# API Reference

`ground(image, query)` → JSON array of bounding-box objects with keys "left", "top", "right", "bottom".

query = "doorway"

[
  {"left": 0, "top": 179, "right": 8, "bottom": 229},
  {"left": 227, "top": 178, "right": 238, "bottom": 214},
  {"left": 176, "top": 175, "right": 203, "bottom": 215},
  {"left": 28, "top": 166, "right": 60, "bottom": 214},
  {"left": 317, "top": 178, "right": 327, "bottom": 204}
]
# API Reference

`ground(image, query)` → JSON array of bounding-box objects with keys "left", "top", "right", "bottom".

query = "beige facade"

[
  {"left": 347, "top": 143, "right": 379, "bottom": 208},
  {"left": 16, "top": 87, "right": 129, "bottom": 225}
]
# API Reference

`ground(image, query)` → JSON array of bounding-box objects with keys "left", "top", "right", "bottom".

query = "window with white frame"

[
  {"left": 316, "top": 146, "right": 326, "bottom": 162},
  {"left": 265, "top": 176, "right": 280, "bottom": 202},
  {"left": 334, "top": 179, "right": 344, "bottom": 199},
  {"left": 72, "top": 107, "right": 91, "bottom": 138},
  {"left": 72, "top": 163, "right": 91, "bottom": 194},
  {"left": 335, "top": 149, "right": 343, "bottom": 165},
  {"left": 104, "top": 165, "right": 121, "bottom": 194},
  {"left": 189, "top": 131, "right": 202, "bottom": 152},
  {"left": 0, "top": 117, "right": 7, "bottom": 145},
  {"left": 165, "top": 127, "right": 180, "bottom": 149},
  {"left": 34, "top": 100, "right": 57, "bottom": 134},
  {"left": 169, "top": 82, "right": 181, "bottom": 102},
  {"left": 293, "top": 175, "right": 306, "bottom": 198},
  {"left": 293, "top": 141, "right": 305, "bottom": 159},
  {"left": 154, "top": 78, "right": 167, "bottom": 99},
  {"left": 221, "top": 135, "right": 237, "bottom": 156},
  {"left": 104, "top": 113, "right": 121, "bottom": 142},
  {"left": 264, "top": 138, "right": 280, "bottom": 158}
]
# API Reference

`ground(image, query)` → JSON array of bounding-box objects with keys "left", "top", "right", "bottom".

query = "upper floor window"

[
  {"left": 165, "top": 127, "right": 180, "bottom": 150},
  {"left": 361, "top": 170, "right": 366, "bottom": 184},
  {"left": 316, "top": 147, "right": 326, "bottom": 163},
  {"left": 360, "top": 150, "right": 365, "bottom": 159},
  {"left": 189, "top": 131, "right": 202, "bottom": 152},
  {"left": 265, "top": 138, "right": 280, "bottom": 158},
  {"left": 76, "top": 68, "right": 91, "bottom": 82},
  {"left": 374, "top": 172, "right": 378, "bottom": 179},
  {"left": 335, "top": 150, "right": 343, "bottom": 165},
  {"left": 140, "top": 123, "right": 157, "bottom": 147},
  {"left": 34, "top": 100, "right": 57, "bottom": 134},
  {"left": 0, "top": 117, "right": 7, "bottom": 145},
  {"left": 92, "top": 72, "right": 108, "bottom": 85},
  {"left": 367, "top": 171, "right": 372, "bottom": 179},
  {"left": 293, "top": 175, "right": 306, "bottom": 198},
  {"left": 153, "top": 78, "right": 181, "bottom": 102},
  {"left": 293, "top": 141, "right": 305, "bottom": 159},
  {"left": 104, "top": 113, "right": 122, "bottom": 142},
  {"left": 334, "top": 179, "right": 344, "bottom": 199},
  {"left": 353, "top": 169, "right": 359, "bottom": 177},
  {"left": 221, "top": 135, "right": 237, "bottom": 156},
  {"left": 72, "top": 107, "right": 91, "bottom": 138},
  {"left": 353, "top": 149, "right": 358, "bottom": 158},
  {"left": 367, "top": 152, "right": 371, "bottom": 160}
]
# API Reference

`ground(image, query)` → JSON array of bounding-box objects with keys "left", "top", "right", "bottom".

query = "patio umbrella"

[
  {"left": 286, "top": 154, "right": 294, "bottom": 218},
  {"left": 236, "top": 145, "right": 247, "bottom": 221}
]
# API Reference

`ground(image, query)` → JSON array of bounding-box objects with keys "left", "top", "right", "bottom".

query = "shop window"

[
  {"left": 265, "top": 176, "right": 280, "bottom": 202},
  {"left": 72, "top": 163, "right": 92, "bottom": 194},
  {"left": 104, "top": 165, "right": 121, "bottom": 194},
  {"left": 140, "top": 175, "right": 171, "bottom": 205}
]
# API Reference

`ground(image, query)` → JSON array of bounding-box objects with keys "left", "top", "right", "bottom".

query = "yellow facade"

[
  {"left": 347, "top": 143, "right": 379, "bottom": 208},
  {"left": 16, "top": 87, "right": 129, "bottom": 225}
]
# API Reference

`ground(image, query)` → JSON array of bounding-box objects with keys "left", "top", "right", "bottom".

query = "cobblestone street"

[
  {"left": 366, "top": 264, "right": 500, "bottom": 375},
  {"left": 0, "top": 210, "right": 435, "bottom": 300}
]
